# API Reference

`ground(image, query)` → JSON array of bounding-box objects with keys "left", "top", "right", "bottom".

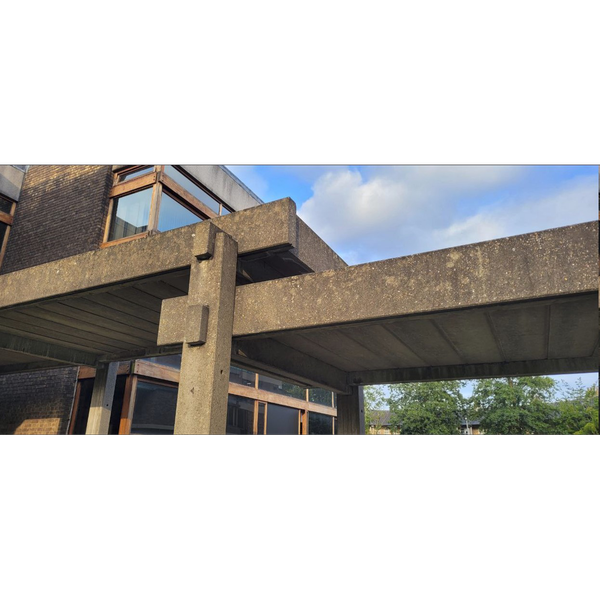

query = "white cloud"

[
  {"left": 299, "top": 166, "right": 536, "bottom": 264},
  {"left": 433, "top": 173, "right": 597, "bottom": 249}
]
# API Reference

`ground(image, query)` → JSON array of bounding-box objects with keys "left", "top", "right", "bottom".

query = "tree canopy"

[{"left": 364, "top": 376, "right": 598, "bottom": 435}]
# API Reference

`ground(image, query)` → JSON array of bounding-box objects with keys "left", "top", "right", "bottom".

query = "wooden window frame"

[
  {"left": 102, "top": 165, "right": 234, "bottom": 248},
  {"left": 0, "top": 194, "right": 16, "bottom": 270}
]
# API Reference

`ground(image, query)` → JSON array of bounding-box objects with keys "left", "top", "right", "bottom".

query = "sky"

[{"left": 227, "top": 165, "right": 599, "bottom": 393}]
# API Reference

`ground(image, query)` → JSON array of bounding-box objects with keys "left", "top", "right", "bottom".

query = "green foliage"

[
  {"left": 364, "top": 377, "right": 598, "bottom": 435},
  {"left": 472, "top": 376, "right": 559, "bottom": 435},
  {"left": 386, "top": 380, "right": 467, "bottom": 435}
]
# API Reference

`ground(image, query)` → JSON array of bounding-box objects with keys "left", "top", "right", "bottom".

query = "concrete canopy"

[{"left": 0, "top": 199, "right": 597, "bottom": 395}]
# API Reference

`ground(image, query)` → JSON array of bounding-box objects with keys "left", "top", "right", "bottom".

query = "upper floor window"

[
  {"left": 0, "top": 194, "right": 17, "bottom": 268},
  {"left": 104, "top": 165, "right": 233, "bottom": 246}
]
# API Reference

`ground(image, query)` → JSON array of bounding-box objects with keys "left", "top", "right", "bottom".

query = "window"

[
  {"left": 130, "top": 380, "right": 178, "bottom": 434},
  {"left": 107, "top": 187, "right": 153, "bottom": 241},
  {"left": 104, "top": 165, "right": 234, "bottom": 245},
  {"left": 308, "top": 412, "right": 334, "bottom": 435},
  {"left": 266, "top": 403, "right": 300, "bottom": 435},
  {"left": 0, "top": 194, "right": 16, "bottom": 269},
  {"left": 226, "top": 395, "right": 255, "bottom": 435}
]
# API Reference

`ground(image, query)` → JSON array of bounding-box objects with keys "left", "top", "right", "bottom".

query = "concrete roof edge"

[{"left": 219, "top": 166, "right": 264, "bottom": 204}]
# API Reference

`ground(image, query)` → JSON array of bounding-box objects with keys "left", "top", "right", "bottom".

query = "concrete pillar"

[
  {"left": 337, "top": 386, "right": 365, "bottom": 435},
  {"left": 85, "top": 362, "right": 118, "bottom": 434},
  {"left": 174, "top": 231, "right": 238, "bottom": 434}
]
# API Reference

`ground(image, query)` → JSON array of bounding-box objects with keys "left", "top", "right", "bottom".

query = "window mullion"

[{"left": 148, "top": 182, "right": 163, "bottom": 233}]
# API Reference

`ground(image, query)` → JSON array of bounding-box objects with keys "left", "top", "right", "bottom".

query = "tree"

[
  {"left": 364, "top": 386, "right": 387, "bottom": 434},
  {"left": 557, "top": 379, "right": 599, "bottom": 435},
  {"left": 386, "top": 380, "right": 467, "bottom": 435},
  {"left": 472, "top": 376, "right": 560, "bottom": 435}
]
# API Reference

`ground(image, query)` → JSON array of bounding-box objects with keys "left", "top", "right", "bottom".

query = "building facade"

[
  {"left": 0, "top": 165, "right": 339, "bottom": 435},
  {"left": 0, "top": 166, "right": 596, "bottom": 436}
]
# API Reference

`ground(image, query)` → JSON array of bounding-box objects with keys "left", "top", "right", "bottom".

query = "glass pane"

[
  {"left": 142, "top": 355, "right": 182, "bottom": 369},
  {"left": 108, "top": 187, "right": 152, "bottom": 241},
  {"left": 108, "top": 375, "right": 127, "bottom": 435},
  {"left": 130, "top": 381, "right": 178, "bottom": 434},
  {"left": 220, "top": 205, "right": 230, "bottom": 215},
  {"left": 157, "top": 192, "right": 202, "bottom": 232},
  {"left": 309, "top": 412, "right": 333, "bottom": 435},
  {"left": 226, "top": 395, "right": 255, "bottom": 435},
  {"left": 266, "top": 403, "right": 299, "bottom": 435},
  {"left": 229, "top": 366, "right": 255, "bottom": 387},
  {"left": 164, "top": 166, "right": 221, "bottom": 215},
  {"left": 258, "top": 374, "right": 306, "bottom": 400},
  {"left": 309, "top": 388, "right": 333, "bottom": 406},
  {"left": 257, "top": 402, "right": 266, "bottom": 435},
  {"left": 0, "top": 198, "right": 13, "bottom": 214},
  {"left": 0, "top": 222, "right": 7, "bottom": 249},
  {"left": 118, "top": 166, "right": 154, "bottom": 183}
]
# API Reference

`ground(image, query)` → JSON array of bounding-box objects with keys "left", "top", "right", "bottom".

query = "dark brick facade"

[
  {"left": 0, "top": 367, "right": 78, "bottom": 434},
  {"left": 0, "top": 165, "right": 113, "bottom": 274},
  {"left": 1, "top": 166, "right": 113, "bottom": 434}
]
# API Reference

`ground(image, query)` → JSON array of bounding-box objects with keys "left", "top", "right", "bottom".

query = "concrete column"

[
  {"left": 174, "top": 231, "right": 238, "bottom": 434},
  {"left": 85, "top": 362, "right": 118, "bottom": 434},
  {"left": 337, "top": 386, "right": 365, "bottom": 435}
]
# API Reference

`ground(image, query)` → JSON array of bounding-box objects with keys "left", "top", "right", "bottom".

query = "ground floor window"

[
  {"left": 130, "top": 381, "right": 178, "bottom": 435},
  {"left": 71, "top": 360, "right": 337, "bottom": 435}
]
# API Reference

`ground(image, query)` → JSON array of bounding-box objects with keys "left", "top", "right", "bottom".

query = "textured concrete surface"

[
  {"left": 0, "top": 165, "right": 25, "bottom": 201},
  {"left": 174, "top": 232, "right": 238, "bottom": 434},
  {"left": 337, "top": 387, "right": 365, "bottom": 435},
  {"left": 85, "top": 362, "right": 118, "bottom": 434},
  {"left": 233, "top": 222, "right": 598, "bottom": 336}
]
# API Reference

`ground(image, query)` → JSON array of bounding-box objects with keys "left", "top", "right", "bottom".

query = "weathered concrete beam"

[
  {"left": 233, "top": 222, "right": 598, "bottom": 337},
  {"left": 0, "top": 199, "right": 298, "bottom": 311},
  {"left": 0, "top": 331, "right": 98, "bottom": 366},
  {"left": 349, "top": 356, "right": 599, "bottom": 385},
  {"left": 231, "top": 338, "right": 350, "bottom": 394},
  {"left": 0, "top": 222, "right": 218, "bottom": 310},
  {"left": 215, "top": 197, "right": 297, "bottom": 257},
  {"left": 174, "top": 232, "right": 238, "bottom": 434},
  {"left": 157, "top": 297, "right": 209, "bottom": 347}
]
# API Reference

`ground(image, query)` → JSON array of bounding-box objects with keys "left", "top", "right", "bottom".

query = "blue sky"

[{"left": 227, "top": 165, "right": 599, "bottom": 392}]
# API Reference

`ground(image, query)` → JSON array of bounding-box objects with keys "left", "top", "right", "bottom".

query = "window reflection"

[
  {"left": 164, "top": 166, "right": 221, "bottom": 215},
  {"left": 230, "top": 366, "right": 255, "bottom": 387},
  {"left": 108, "top": 188, "right": 152, "bottom": 241},
  {"left": 309, "top": 412, "right": 333, "bottom": 435},
  {"left": 266, "top": 403, "right": 299, "bottom": 435},
  {"left": 309, "top": 388, "right": 333, "bottom": 406},
  {"left": 143, "top": 355, "right": 182, "bottom": 369},
  {"left": 118, "top": 166, "right": 154, "bottom": 183},
  {"left": 226, "top": 395, "right": 254, "bottom": 435},
  {"left": 157, "top": 192, "right": 202, "bottom": 232},
  {"left": 0, "top": 198, "right": 12, "bottom": 214},
  {"left": 130, "top": 381, "right": 177, "bottom": 434},
  {"left": 258, "top": 374, "right": 305, "bottom": 400}
]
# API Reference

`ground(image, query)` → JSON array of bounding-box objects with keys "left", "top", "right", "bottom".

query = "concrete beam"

[
  {"left": 231, "top": 338, "right": 350, "bottom": 394},
  {"left": 233, "top": 222, "right": 598, "bottom": 337},
  {"left": 349, "top": 356, "right": 599, "bottom": 385},
  {"left": 174, "top": 232, "right": 238, "bottom": 434},
  {"left": 0, "top": 331, "right": 98, "bottom": 366},
  {"left": 0, "top": 221, "right": 218, "bottom": 310},
  {"left": 0, "top": 199, "right": 299, "bottom": 311}
]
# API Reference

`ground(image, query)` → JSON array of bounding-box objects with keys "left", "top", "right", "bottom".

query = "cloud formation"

[{"left": 298, "top": 167, "right": 597, "bottom": 264}]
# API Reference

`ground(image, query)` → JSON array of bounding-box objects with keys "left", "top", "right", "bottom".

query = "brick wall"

[
  {"left": 0, "top": 368, "right": 78, "bottom": 435},
  {"left": 0, "top": 166, "right": 110, "bottom": 434},
  {"left": 0, "top": 165, "right": 113, "bottom": 273}
]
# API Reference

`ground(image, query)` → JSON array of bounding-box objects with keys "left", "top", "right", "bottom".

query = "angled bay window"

[{"left": 104, "top": 165, "right": 234, "bottom": 246}]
